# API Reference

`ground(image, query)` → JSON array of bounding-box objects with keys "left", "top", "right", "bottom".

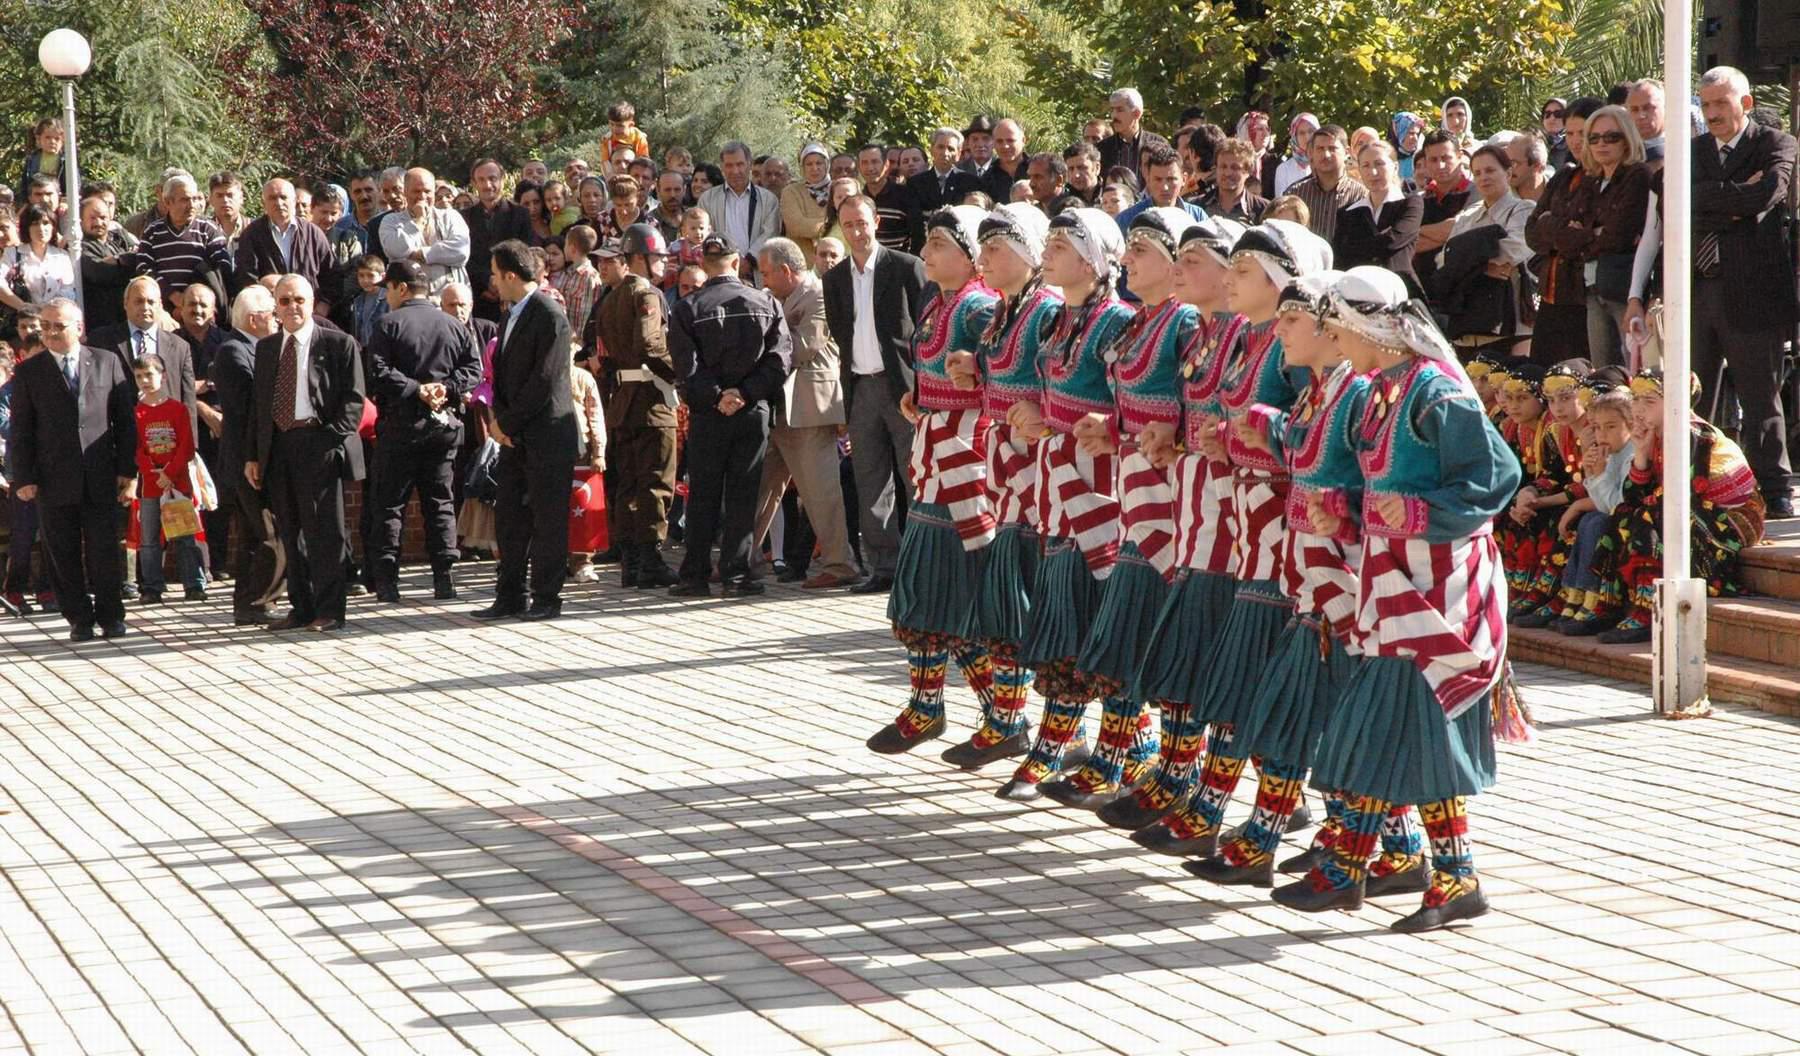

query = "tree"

[{"left": 225, "top": 0, "right": 577, "bottom": 181}]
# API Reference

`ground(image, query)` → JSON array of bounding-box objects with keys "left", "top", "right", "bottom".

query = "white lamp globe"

[{"left": 38, "top": 29, "right": 92, "bottom": 78}]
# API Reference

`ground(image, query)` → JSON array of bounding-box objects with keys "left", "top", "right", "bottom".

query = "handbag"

[{"left": 159, "top": 494, "right": 201, "bottom": 539}]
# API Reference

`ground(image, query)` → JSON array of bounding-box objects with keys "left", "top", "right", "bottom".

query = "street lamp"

[{"left": 38, "top": 28, "right": 91, "bottom": 301}]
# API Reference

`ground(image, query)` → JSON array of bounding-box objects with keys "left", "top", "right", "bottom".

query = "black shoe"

[
  {"left": 1271, "top": 875, "right": 1364, "bottom": 912},
  {"left": 471, "top": 601, "right": 526, "bottom": 620},
  {"left": 1564, "top": 616, "right": 1614, "bottom": 637},
  {"left": 141, "top": 590, "right": 164, "bottom": 605},
  {"left": 1597, "top": 621, "right": 1651, "bottom": 645},
  {"left": 866, "top": 715, "right": 947, "bottom": 754},
  {"left": 776, "top": 566, "right": 808, "bottom": 583},
  {"left": 1365, "top": 859, "right": 1432, "bottom": 897},
  {"left": 184, "top": 587, "right": 208, "bottom": 603},
  {"left": 1549, "top": 616, "right": 1584, "bottom": 635},
  {"left": 1286, "top": 802, "right": 1314, "bottom": 833},
  {"left": 121, "top": 582, "right": 140, "bottom": 601},
  {"left": 618, "top": 557, "right": 640, "bottom": 588},
  {"left": 1513, "top": 607, "right": 1558, "bottom": 629},
  {"left": 100, "top": 620, "right": 128, "bottom": 639},
  {"left": 375, "top": 582, "right": 402, "bottom": 604},
  {"left": 1183, "top": 854, "right": 1276, "bottom": 887},
  {"left": 1129, "top": 824, "right": 1218, "bottom": 859},
  {"left": 1391, "top": 886, "right": 1490, "bottom": 932},
  {"left": 433, "top": 571, "right": 457, "bottom": 600},
  {"left": 635, "top": 547, "right": 678, "bottom": 588},
  {"left": 850, "top": 574, "right": 893, "bottom": 595},
  {"left": 69, "top": 624, "right": 95, "bottom": 642},
  {"left": 233, "top": 609, "right": 272, "bottom": 626},
  {"left": 522, "top": 600, "right": 562, "bottom": 621},
  {"left": 668, "top": 580, "right": 712, "bottom": 598},
  {"left": 306, "top": 617, "right": 347, "bottom": 633},
  {"left": 1278, "top": 846, "right": 1329, "bottom": 875},
  {"left": 940, "top": 731, "right": 1031, "bottom": 770},
  {"left": 1765, "top": 491, "right": 1796, "bottom": 520},
  {"left": 722, "top": 579, "right": 766, "bottom": 597},
  {"left": 1096, "top": 794, "right": 1174, "bottom": 832},
  {"left": 267, "top": 614, "right": 312, "bottom": 631},
  {"left": 1039, "top": 777, "right": 1132, "bottom": 811}
]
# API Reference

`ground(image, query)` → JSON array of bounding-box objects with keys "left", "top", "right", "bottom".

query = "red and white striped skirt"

[
  {"left": 908, "top": 408, "right": 994, "bottom": 551},
  {"left": 1355, "top": 533, "right": 1508, "bottom": 719}
]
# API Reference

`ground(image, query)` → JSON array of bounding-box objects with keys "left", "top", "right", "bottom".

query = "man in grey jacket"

[{"left": 752, "top": 238, "right": 860, "bottom": 588}]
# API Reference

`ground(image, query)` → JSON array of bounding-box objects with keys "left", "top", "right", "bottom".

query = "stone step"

[
  {"left": 1741, "top": 517, "right": 1800, "bottom": 600},
  {"left": 1708, "top": 596, "right": 1800, "bottom": 666},
  {"left": 1510, "top": 624, "right": 1800, "bottom": 718}
]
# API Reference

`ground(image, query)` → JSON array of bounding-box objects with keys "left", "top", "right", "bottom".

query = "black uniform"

[
  {"left": 667, "top": 273, "right": 792, "bottom": 588},
  {"left": 364, "top": 297, "right": 484, "bottom": 582}
]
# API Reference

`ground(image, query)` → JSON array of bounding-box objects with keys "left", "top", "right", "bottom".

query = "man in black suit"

[
  {"left": 461, "top": 159, "right": 533, "bottom": 322},
  {"left": 245, "top": 275, "right": 367, "bottom": 632},
  {"left": 365, "top": 261, "right": 483, "bottom": 602},
  {"left": 911, "top": 128, "right": 981, "bottom": 214},
  {"left": 90, "top": 276, "right": 197, "bottom": 432},
  {"left": 822, "top": 195, "right": 930, "bottom": 593},
  {"left": 209, "top": 284, "right": 285, "bottom": 624},
  {"left": 5, "top": 298, "right": 139, "bottom": 641},
  {"left": 475, "top": 239, "right": 577, "bottom": 620},
  {"left": 235, "top": 179, "right": 336, "bottom": 311},
  {"left": 1691, "top": 65, "right": 1797, "bottom": 517}
]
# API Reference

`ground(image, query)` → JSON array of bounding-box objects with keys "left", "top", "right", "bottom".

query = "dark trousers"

[
  {"left": 679, "top": 403, "right": 769, "bottom": 586},
  {"left": 847, "top": 376, "right": 913, "bottom": 576},
  {"left": 373, "top": 425, "right": 462, "bottom": 578},
  {"left": 5, "top": 492, "right": 50, "bottom": 595},
  {"left": 494, "top": 422, "right": 577, "bottom": 605},
  {"left": 267, "top": 426, "right": 350, "bottom": 623},
  {"left": 781, "top": 486, "right": 814, "bottom": 572},
  {"left": 220, "top": 478, "right": 282, "bottom": 613},
  {"left": 610, "top": 423, "right": 679, "bottom": 544},
  {"left": 40, "top": 499, "right": 125, "bottom": 628},
  {"left": 1530, "top": 302, "right": 1588, "bottom": 366},
  {"left": 1695, "top": 278, "right": 1793, "bottom": 494}
]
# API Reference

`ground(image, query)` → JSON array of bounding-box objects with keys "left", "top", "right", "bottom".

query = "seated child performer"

[
  {"left": 1099, "top": 216, "right": 1249, "bottom": 832},
  {"left": 1276, "top": 266, "right": 1519, "bottom": 933},
  {"left": 1589, "top": 367, "right": 1765, "bottom": 646},
  {"left": 1464, "top": 351, "right": 1506, "bottom": 423},
  {"left": 1551, "top": 380, "right": 1636, "bottom": 636},
  {"left": 1001, "top": 208, "right": 1137, "bottom": 801},
  {"left": 1037, "top": 207, "right": 1201, "bottom": 809},
  {"left": 866, "top": 206, "right": 1005, "bottom": 755},
  {"left": 942, "top": 204, "right": 1063, "bottom": 769},
  {"left": 1494, "top": 362, "right": 1574, "bottom": 620},
  {"left": 1511, "top": 358, "right": 1594, "bottom": 627},
  {"left": 1131, "top": 219, "right": 1334, "bottom": 857}
]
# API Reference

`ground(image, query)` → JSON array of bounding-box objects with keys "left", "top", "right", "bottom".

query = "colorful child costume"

[
  {"left": 1494, "top": 363, "right": 1576, "bottom": 619},
  {"left": 945, "top": 204, "right": 1063, "bottom": 770},
  {"left": 1133, "top": 219, "right": 1333, "bottom": 857},
  {"left": 1002, "top": 208, "right": 1137, "bottom": 801},
  {"left": 1591, "top": 369, "right": 1765, "bottom": 645},
  {"left": 1040, "top": 208, "right": 1201, "bottom": 809},
  {"left": 1275, "top": 267, "right": 1520, "bottom": 933},
  {"left": 868, "top": 206, "right": 1004, "bottom": 756}
]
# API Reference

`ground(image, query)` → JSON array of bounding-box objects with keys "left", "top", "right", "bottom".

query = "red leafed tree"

[{"left": 227, "top": 0, "right": 578, "bottom": 179}]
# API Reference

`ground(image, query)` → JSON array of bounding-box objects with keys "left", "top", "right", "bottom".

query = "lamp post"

[{"left": 37, "top": 28, "right": 91, "bottom": 302}]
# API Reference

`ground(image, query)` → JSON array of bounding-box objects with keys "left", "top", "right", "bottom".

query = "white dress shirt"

[
  {"left": 270, "top": 218, "right": 300, "bottom": 266},
  {"left": 284, "top": 321, "right": 317, "bottom": 421},
  {"left": 849, "top": 244, "right": 884, "bottom": 375},
  {"left": 720, "top": 185, "right": 754, "bottom": 253},
  {"left": 379, "top": 207, "right": 471, "bottom": 293}
]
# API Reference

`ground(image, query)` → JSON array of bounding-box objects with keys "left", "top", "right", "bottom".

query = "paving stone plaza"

[{"left": 3, "top": 565, "right": 1798, "bottom": 1055}]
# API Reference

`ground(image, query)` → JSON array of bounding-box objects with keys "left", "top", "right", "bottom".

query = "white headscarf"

[
  {"left": 1126, "top": 206, "right": 1200, "bottom": 261},
  {"left": 1232, "top": 217, "right": 1334, "bottom": 293},
  {"left": 982, "top": 202, "right": 1050, "bottom": 269},
  {"left": 1324, "top": 265, "right": 1474, "bottom": 397},
  {"left": 1050, "top": 206, "right": 1126, "bottom": 284},
  {"left": 926, "top": 204, "right": 992, "bottom": 260}
]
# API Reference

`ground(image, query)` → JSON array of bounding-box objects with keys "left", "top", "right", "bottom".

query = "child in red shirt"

[{"left": 133, "top": 352, "right": 208, "bottom": 602}]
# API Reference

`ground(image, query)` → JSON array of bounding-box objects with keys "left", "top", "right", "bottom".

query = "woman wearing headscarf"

[
  {"left": 780, "top": 142, "right": 833, "bottom": 262},
  {"left": 1274, "top": 266, "right": 1519, "bottom": 933},
  {"left": 1272, "top": 114, "right": 1320, "bottom": 197},
  {"left": 1440, "top": 95, "right": 1479, "bottom": 155},
  {"left": 1389, "top": 111, "right": 1426, "bottom": 181}
]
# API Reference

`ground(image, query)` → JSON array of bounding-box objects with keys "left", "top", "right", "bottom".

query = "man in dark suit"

[
  {"left": 461, "top": 159, "right": 533, "bottom": 322},
  {"left": 209, "top": 284, "right": 285, "bottom": 624},
  {"left": 475, "top": 239, "right": 577, "bottom": 620},
  {"left": 89, "top": 276, "right": 197, "bottom": 432},
  {"left": 5, "top": 298, "right": 139, "bottom": 641},
  {"left": 1691, "top": 65, "right": 1797, "bottom": 517},
  {"left": 822, "top": 195, "right": 930, "bottom": 593},
  {"left": 234, "top": 179, "right": 335, "bottom": 310},
  {"left": 245, "top": 275, "right": 367, "bottom": 632},
  {"left": 365, "top": 261, "right": 483, "bottom": 601},
  {"left": 912, "top": 128, "right": 982, "bottom": 215}
]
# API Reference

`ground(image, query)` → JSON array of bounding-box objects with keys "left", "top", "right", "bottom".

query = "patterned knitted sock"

[
  {"left": 1370, "top": 805, "right": 1424, "bottom": 877},
  {"left": 1065, "top": 696, "right": 1144, "bottom": 792},
  {"left": 1163, "top": 725, "right": 1245, "bottom": 838},
  {"left": 1011, "top": 696, "right": 1088, "bottom": 786},
  {"left": 1220, "top": 759, "right": 1307, "bottom": 866},
  {"left": 1131, "top": 701, "right": 1206, "bottom": 811},
  {"left": 1122, "top": 705, "right": 1157, "bottom": 782},
  {"left": 977, "top": 656, "right": 1033, "bottom": 744},
  {"left": 1309, "top": 793, "right": 1388, "bottom": 892},
  {"left": 895, "top": 647, "right": 949, "bottom": 736},
  {"left": 1421, "top": 797, "right": 1478, "bottom": 905},
  {"left": 1309, "top": 791, "right": 1347, "bottom": 853},
  {"left": 953, "top": 645, "right": 1002, "bottom": 748}
]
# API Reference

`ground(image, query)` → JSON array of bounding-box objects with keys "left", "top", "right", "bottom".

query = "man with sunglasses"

[{"left": 1541, "top": 98, "right": 1571, "bottom": 169}]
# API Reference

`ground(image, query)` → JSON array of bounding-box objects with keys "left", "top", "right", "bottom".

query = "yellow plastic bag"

[{"left": 160, "top": 494, "right": 201, "bottom": 539}]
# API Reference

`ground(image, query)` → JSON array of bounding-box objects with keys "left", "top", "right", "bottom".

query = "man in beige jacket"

[{"left": 752, "top": 238, "right": 860, "bottom": 587}]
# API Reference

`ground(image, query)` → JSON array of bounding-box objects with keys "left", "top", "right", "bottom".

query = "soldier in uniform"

[{"left": 593, "top": 223, "right": 681, "bottom": 587}]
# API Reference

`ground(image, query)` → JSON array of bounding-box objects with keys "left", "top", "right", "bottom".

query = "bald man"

[
  {"left": 236, "top": 177, "right": 336, "bottom": 307},
  {"left": 379, "top": 167, "right": 471, "bottom": 296}
]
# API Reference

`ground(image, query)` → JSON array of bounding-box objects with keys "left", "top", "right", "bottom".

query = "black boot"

[
  {"left": 433, "top": 565, "right": 457, "bottom": 600},
  {"left": 635, "top": 542, "right": 678, "bottom": 588},
  {"left": 618, "top": 547, "right": 641, "bottom": 588}
]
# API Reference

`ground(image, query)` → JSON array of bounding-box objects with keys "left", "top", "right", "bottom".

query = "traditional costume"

[
  {"left": 868, "top": 206, "right": 1004, "bottom": 756},
  {"left": 1493, "top": 363, "right": 1573, "bottom": 619},
  {"left": 1275, "top": 267, "right": 1520, "bottom": 933},
  {"left": 1039, "top": 208, "right": 1200, "bottom": 809},
  {"left": 1001, "top": 209, "right": 1137, "bottom": 801}
]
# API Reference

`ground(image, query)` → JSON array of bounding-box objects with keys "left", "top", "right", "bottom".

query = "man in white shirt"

[
  {"left": 380, "top": 168, "right": 471, "bottom": 295},
  {"left": 699, "top": 142, "right": 780, "bottom": 281}
]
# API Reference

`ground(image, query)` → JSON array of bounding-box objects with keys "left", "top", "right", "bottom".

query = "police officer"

[
  {"left": 667, "top": 233, "right": 793, "bottom": 597},
  {"left": 364, "top": 260, "right": 483, "bottom": 601},
  {"left": 593, "top": 223, "right": 681, "bottom": 588}
]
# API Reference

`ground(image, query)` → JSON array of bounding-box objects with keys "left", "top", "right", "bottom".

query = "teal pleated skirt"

[
  {"left": 1018, "top": 540, "right": 1103, "bottom": 668},
  {"left": 1074, "top": 543, "right": 1170, "bottom": 686},
  {"left": 1192, "top": 578, "right": 1296, "bottom": 728},
  {"left": 964, "top": 522, "right": 1038, "bottom": 647},
  {"left": 1311, "top": 655, "right": 1498, "bottom": 805},
  {"left": 1233, "top": 615, "right": 1357, "bottom": 771},
  {"left": 1133, "top": 569, "right": 1237, "bottom": 703},
  {"left": 888, "top": 501, "right": 985, "bottom": 639}
]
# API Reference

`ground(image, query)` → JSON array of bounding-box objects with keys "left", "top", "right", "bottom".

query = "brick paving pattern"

[{"left": 2, "top": 562, "right": 1798, "bottom": 1055}]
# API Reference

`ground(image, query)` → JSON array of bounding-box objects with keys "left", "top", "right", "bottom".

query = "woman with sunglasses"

[{"left": 1540, "top": 98, "right": 1571, "bottom": 169}]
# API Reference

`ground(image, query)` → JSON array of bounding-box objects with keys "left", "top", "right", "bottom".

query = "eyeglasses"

[
  {"left": 1586, "top": 131, "right": 1627, "bottom": 145},
  {"left": 1542, "top": 108, "right": 1566, "bottom": 119},
  {"left": 276, "top": 296, "right": 309, "bottom": 306}
]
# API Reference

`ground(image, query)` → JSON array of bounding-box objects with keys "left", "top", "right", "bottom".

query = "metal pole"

[
  {"left": 60, "top": 77, "right": 82, "bottom": 304},
  {"left": 1654, "top": 0, "right": 1709, "bottom": 717}
]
